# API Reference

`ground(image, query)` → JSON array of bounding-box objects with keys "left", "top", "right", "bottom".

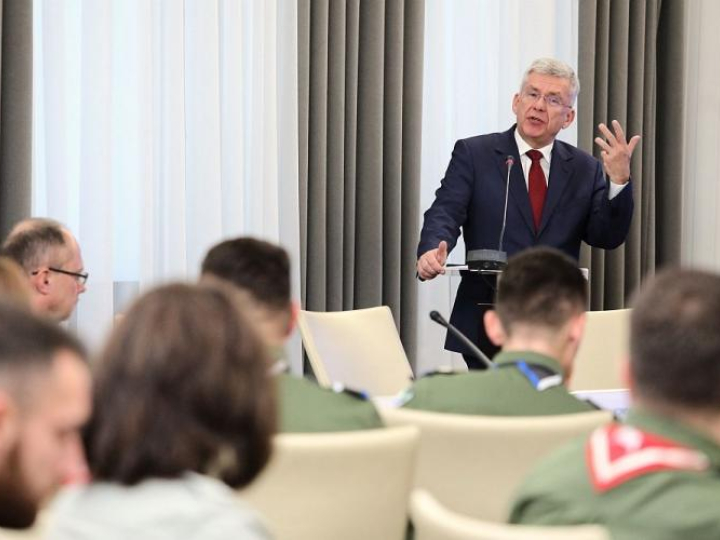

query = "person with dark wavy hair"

[{"left": 48, "top": 283, "right": 276, "bottom": 540}]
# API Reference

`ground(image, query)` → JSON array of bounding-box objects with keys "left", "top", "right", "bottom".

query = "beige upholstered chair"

[
  {"left": 411, "top": 489, "right": 611, "bottom": 540},
  {"left": 569, "top": 308, "right": 631, "bottom": 391},
  {"left": 297, "top": 306, "right": 414, "bottom": 396},
  {"left": 381, "top": 407, "right": 612, "bottom": 522},
  {"left": 239, "top": 426, "right": 419, "bottom": 540}
]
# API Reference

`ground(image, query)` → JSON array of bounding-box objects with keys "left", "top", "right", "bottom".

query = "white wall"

[{"left": 682, "top": 0, "right": 720, "bottom": 270}]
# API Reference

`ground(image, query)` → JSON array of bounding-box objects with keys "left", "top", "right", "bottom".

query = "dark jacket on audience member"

[
  {"left": 278, "top": 373, "right": 384, "bottom": 432},
  {"left": 402, "top": 350, "right": 594, "bottom": 416}
]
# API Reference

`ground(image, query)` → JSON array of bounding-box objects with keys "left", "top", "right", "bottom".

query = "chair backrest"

[
  {"left": 411, "top": 489, "right": 611, "bottom": 540},
  {"left": 297, "top": 306, "right": 414, "bottom": 396},
  {"left": 570, "top": 308, "right": 631, "bottom": 391},
  {"left": 239, "top": 426, "right": 419, "bottom": 540},
  {"left": 381, "top": 407, "right": 612, "bottom": 522}
]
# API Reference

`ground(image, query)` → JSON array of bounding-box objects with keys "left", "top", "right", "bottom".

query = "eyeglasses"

[
  {"left": 32, "top": 267, "right": 89, "bottom": 285},
  {"left": 521, "top": 90, "right": 570, "bottom": 109}
]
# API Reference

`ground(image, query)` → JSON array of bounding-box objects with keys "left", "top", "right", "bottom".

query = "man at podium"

[{"left": 417, "top": 57, "right": 639, "bottom": 368}]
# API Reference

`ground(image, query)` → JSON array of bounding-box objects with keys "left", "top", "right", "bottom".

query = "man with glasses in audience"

[
  {"left": 417, "top": 57, "right": 640, "bottom": 369},
  {"left": 509, "top": 269, "right": 720, "bottom": 539},
  {"left": 201, "top": 237, "right": 384, "bottom": 432},
  {"left": 2, "top": 218, "right": 88, "bottom": 322}
]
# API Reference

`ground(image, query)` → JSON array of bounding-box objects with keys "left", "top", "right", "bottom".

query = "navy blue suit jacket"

[{"left": 418, "top": 126, "right": 633, "bottom": 354}]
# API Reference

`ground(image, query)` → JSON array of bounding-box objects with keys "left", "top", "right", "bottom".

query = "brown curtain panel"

[
  {"left": 298, "top": 0, "right": 425, "bottom": 366},
  {"left": 0, "top": 0, "right": 32, "bottom": 238},
  {"left": 578, "top": 0, "right": 686, "bottom": 309}
]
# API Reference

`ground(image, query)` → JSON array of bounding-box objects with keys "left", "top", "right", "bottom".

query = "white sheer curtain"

[
  {"left": 33, "top": 0, "right": 302, "bottom": 370},
  {"left": 682, "top": 0, "right": 720, "bottom": 271},
  {"left": 417, "top": 0, "right": 579, "bottom": 375}
]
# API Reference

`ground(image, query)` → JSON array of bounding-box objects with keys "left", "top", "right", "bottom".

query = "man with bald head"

[{"left": 2, "top": 218, "right": 87, "bottom": 322}]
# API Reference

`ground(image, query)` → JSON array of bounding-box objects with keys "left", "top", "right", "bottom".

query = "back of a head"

[
  {"left": 0, "top": 300, "right": 85, "bottom": 395},
  {"left": 0, "top": 257, "right": 33, "bottom": 309},
  {"left": 630, "top": 269, "right": 720, "bottom": 411},
  {"left": 86, "top": 282, "right": 276, "bottom": 489},
  {"left": 201, "top": 237, "right": 291, "bottom": 311},
  {"left": 1, "top": 218, "right": 68, "bottom": 273},
  {"left": 496, "top": 247, "right": 587, "bottom": 334},
  {"left": 0, "top": 301, "right": 87, "bottom": 528}
]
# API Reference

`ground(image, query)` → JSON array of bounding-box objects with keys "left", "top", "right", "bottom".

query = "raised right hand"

[{"left": 417, "top": 241, "right": 448, "bottom": 280}]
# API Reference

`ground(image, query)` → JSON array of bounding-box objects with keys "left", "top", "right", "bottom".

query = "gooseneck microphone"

[
  {"left": 498, "top": 155, "right": 514, "bottom": 252},
  {"left": 466, "top": 155, "right": 514, "bottom": 271},
  {"left": 429, "top": 311, "right": 493, "bottom": 369}
]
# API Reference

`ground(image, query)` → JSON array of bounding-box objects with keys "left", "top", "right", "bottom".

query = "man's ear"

[
  {"left": 29, "top": 268, "right": 51, "bottom": 295},
  {"left": 620, "top": 354, "right": 633, "bottom": 391},
  {"left": 285, "top": 300, "right": 299, "bottom": 337},
  {"left": 568, "top": 312, "right": 586, "bottom": 345},
  {"left": 0, "top": 393, "right": 19, "bottom": 459},
  {"left": 562, "top": 107, "right": 576, "bottom": 129},
  {"left": 484, "top": 310, "right": 506, "bottom": 346},
  {"left": 511, "top": 93, "right": 521, "bottom": 115}
]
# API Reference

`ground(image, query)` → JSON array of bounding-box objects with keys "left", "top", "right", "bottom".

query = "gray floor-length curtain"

[
  {"left": 0, "top": 0, "right": 32, "bottom": 238},
  {"left": 298, "top": 0, "right": 424, "bottom": 366},
  {"left": 577, "top": 0, "right": 685, "bottom": 309}
]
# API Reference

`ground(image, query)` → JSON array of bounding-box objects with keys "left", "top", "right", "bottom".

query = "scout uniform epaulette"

[
  {"left": 330, "top": 381, "right": 370, "bottom": 401},
  {"left": 420, "top": 366, "right": 460, "bottom": 378},
  {"left": 586, "top": 423, "right": 710, "bottom": 493},
  {"left": 496, "top": 360, "right": 563, "bottom": 391}
]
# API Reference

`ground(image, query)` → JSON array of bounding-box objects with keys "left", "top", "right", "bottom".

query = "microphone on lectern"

[
  {"left": 429, "top": 310, "right": 493, "bottom": 369},
  {"left": 466, "top": 155, "right": 514, "bottom": 272}
]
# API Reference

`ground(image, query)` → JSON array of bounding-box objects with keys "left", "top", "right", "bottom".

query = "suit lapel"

[
  {"left": 495, "top": 127, "right": 535, "bottom": 235},
  {"left": 538, "top": 141, "right": 574, "bottom": 236}
]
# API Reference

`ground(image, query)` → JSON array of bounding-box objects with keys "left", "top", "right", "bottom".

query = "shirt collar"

[
  {"left": 626, "top": 408, "right": 720, "bottom": 469},
  {"left": 268, "top": 346, "right": 289, "bottom": 376},
  {"left": 514, "top": 127, "right": 554, "bottom": 164},
  {"left": 492, "top": 350, "right": 563, "bottom": 376}
]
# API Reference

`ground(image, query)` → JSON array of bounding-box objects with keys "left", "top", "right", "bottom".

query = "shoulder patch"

[{"left": 586, "top": 424, "right": 710, "bottom": 493}]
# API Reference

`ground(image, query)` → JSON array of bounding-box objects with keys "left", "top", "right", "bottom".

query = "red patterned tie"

[{"left": 526, "top": 150, "right": 547, "bottom": 233}]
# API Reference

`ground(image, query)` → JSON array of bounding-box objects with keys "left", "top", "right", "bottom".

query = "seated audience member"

[
  {"left": 0, "top": 256, "right": 33, "bottom": 308},
  {"left": 2, "top": 218, "right": 87, "bottom": 322},
  {"left": 509, "top": 269, "right": 720, "bottom": 539},
  {"left": 402, "top": 247, "right": 595, "bottom": 415},
  {"left": 201, "top": 237, "right": 383, "bottom": 432},
  {"left": 0, "top": 301, "right": 91, "bottom": 530},
  {"left": 47, "top": 283, "right": 275, "bottom": 540}
]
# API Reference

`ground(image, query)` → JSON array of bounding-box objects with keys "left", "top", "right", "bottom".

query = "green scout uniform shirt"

[
  {"left": 401, "top": 350, "right": 594, "bottom": 416},
  {"left": 509, "top": 409, "right": 720, "bottom": 540},
  {"left": 278, "top": 373, "right": 384, "bottom": 433}
]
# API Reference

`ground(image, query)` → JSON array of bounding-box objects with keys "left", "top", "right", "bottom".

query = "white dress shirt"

[{"left": 513, "top": 128, "right": 626, "bottom": 200}]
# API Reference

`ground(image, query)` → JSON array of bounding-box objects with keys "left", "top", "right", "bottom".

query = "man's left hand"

[{"left": 594, "top": 120, "right": 641, "bottom": 185}]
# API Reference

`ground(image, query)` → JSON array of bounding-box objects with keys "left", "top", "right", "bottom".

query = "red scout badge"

[{"left": 586, "top": 424, "right": 709, "bottom": 492}]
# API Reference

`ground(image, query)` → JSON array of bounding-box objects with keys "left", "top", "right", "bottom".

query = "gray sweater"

[{"left": 46, "top": 473, "right": 272, "bottom": 540}]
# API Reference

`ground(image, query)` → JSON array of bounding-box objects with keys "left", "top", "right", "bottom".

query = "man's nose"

[{"left": 532, "top": 97, "right": 547, "bottom": 111}]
